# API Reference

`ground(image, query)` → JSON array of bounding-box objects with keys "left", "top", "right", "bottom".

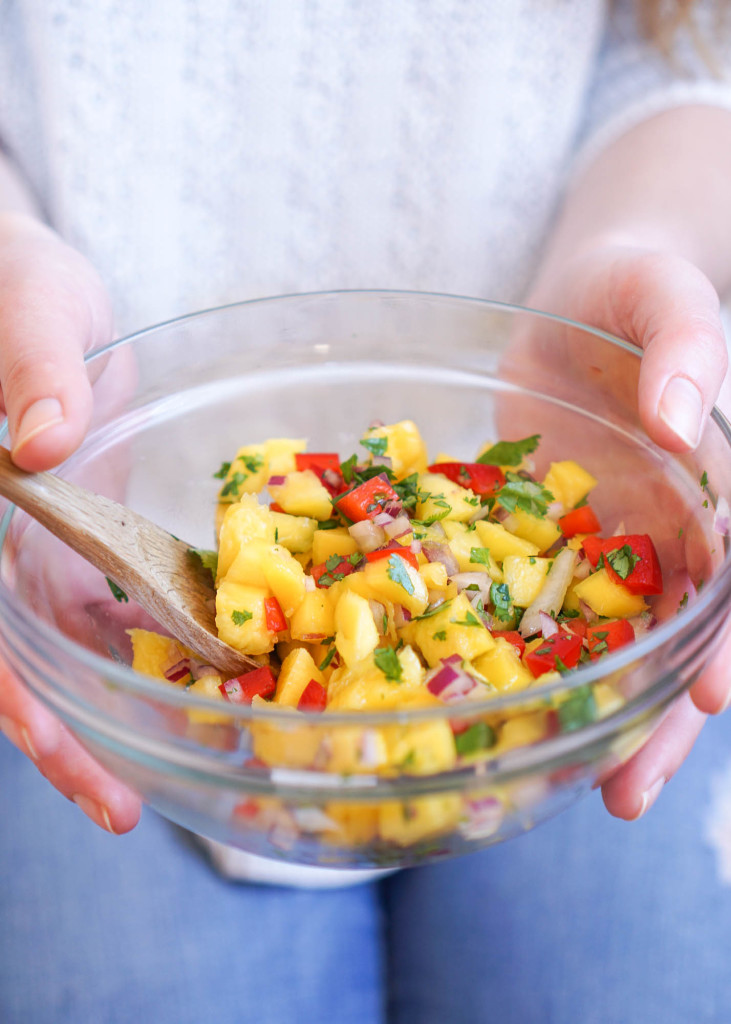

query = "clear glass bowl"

[{"left": 0, "top": 290, "right": 729, "bottom": 869}]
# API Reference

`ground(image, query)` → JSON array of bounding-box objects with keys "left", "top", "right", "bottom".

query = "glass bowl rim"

[{"left": 0, "top": 288, "right": 729, "bottom": 729}]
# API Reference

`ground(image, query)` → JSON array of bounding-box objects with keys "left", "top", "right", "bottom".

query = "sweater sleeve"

[{"left": 571, "top": 0, "right": 731, "bottom": 176}]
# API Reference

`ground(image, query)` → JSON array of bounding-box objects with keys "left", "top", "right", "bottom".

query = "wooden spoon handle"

[{"left": 0, "top": 447, "right": 255, "bottom": 677}]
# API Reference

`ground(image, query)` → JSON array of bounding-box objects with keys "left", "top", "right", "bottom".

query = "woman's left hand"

[{"left": 529, "top": 241, "right": 730, "bottom": 819}]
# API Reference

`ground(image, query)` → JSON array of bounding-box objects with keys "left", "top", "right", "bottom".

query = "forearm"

[{"left": 534, "top": 105, "right": 731, "bottom": 299}]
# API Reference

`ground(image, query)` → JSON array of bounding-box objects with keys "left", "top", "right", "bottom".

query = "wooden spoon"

[{"left": 0, "top": 447, "right": 257, "bottom": 678}]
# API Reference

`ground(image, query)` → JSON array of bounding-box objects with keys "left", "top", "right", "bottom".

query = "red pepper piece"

[
  {"left": 525, "top": 632, "right": 583, "bottom": 678},
  {"left": 310, "top": 556, "right": 361, "bottom": 588},
  {"left": 558, "top": 504, "right": 601, "bottom": 538},
  {"left": 220, "top": 666, "right": 277, "bottom": 703},
  {"left": 586, "top": 619, "right": 634, "bottom": 659},
  {"left": 295, "top": 452, "right": 345, "bottom": 495},
  {"left": 492, "top": 630, "right": 526, "bottom": 657},
  {"left": 335, "top": 474, "right": 401, "bottom": 522},
  {"left": 428, "top": 462, "right": 505, "bottom": 497},
  {"left": 264, "top": 596, "right": 287, "bottom": 633},
  {"left": 582, "top": 534, "right": 663, "bottom": 595},
  {"left": 297, "top": 679, "right": 327, "bottom": 712},
  {"left": 563, "top": 618, "right": 587, "bottom": 640},
  {"left": 365, "top": 543, "right": 419, "bottom": 571},
  {"left": 269, "top": 502, "right": 286, "bottom": 514},
  {"left": 232, "top": 798, "right": 259, "bottom": 820}
]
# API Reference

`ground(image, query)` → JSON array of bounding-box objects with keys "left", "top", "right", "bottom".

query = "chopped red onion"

[
  {"left": 384, "top": 514, "right": 412, "bottom": 539},
  {"left": 492, "top": 506, "right": 510, "bottom": 523},
  {"left": 393, "top": 604, "right": 411, "bottom": 628},
  {"left": 539, "top": 610, "right": 559, "bottom": 638},
  {"left": 544, "top": 535, "right": 568, "bottom": 557},
  {"left": 321, "top": 468, "right": 342, "bottom": 490},
  {"left": 304, "top": 575, "right": 316, "bottom": 592},
  {"left": 627, "top": 611, "right": 655, "bottom": 638},
  {"left": 460, "top": 797, "right": 503, "bottom": 840},
  {"left": 713, "top": 496, "right": 730, "bottom": 536},
  {"left": 427, "top": 661, "right": 479, "bottom": 703},
  {"left": 452, "top": 572, "right": 491, "bottom": 596},
  {"left": 468, "top": 504, "right": 492, "bottom": 525},
  {"left": 267, "top": 475, "right": 286, "bottom": 487},
  {"left": 519, "top": 547, "right": 578, "bottom": 638},
  {"left": 578, "top": 598, "right": 598, "bottom": 624},
  {"left": 164, "top": 658, "right": 192, "bottom": 682},
  {"left": 422, "top": 542, "right": 460, "bottom": 578},
  {"left": 191, "top": 662, "right": 217, "bottom": 680},
  {"left": 368, "top": 600, "right": 387, "bottom": 633},
  {"left": 300, "top": 632, "right": 328, "bottom": 641},
  {"left": 372, "top": 510, "right": 396, "bottom": 527},
  {"left": 410, "top": 540, "right": 422, "bottom": 555},
  {"left": 371, "top": 454, "right": 393, "bottom": 470},
  {"left": 546, "top": 501, "right": 565, "bottom": 522},
  {"left": 573, "top": 558, "right": 592, "bottom": 581},
  {"left": 349, "top": 519, "right": 387, "bottom": 553},
  {"left": 611, "top": 520, "right": 626, "bottom": 537}
]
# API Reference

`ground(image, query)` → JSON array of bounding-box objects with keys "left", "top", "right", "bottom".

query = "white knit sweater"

[
  {"left": 2, "top": 0, "right": 730, "bottom": 885},
  {"left": 1, "top": 1, "right": 730, "bottom": 336}
]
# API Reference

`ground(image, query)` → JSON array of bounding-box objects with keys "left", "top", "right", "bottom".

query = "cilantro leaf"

[
  {"left": 387, "top": 554, "right": 415, "bottom": 595},
  {"left": 606, "top": 544, "right": 641, "bottom": 580},
  {"left": 452, "top": 610, "right": 482, "bottom": 628},
  {"left": 374, "top": 646, "right": 403, "bottom": 683},
  {"left": 701, "top": 470, "right": 708, "bottom": 489},
  {"left": 318, "top": 646, "right": 337, "bottom": 671},
  {"left": 106, "top": 577, "right": 128, "bottom": 603},
  {"left": 490, "top": 582, "right": 513, "bottom": 622},
  {"left": 393, "top": 473, "right": 420, "bottom": 511},
  {"left": 413, "top": 600, "right": 451, "bottom": 621},
  {"left": 219, "top": 472, "right": 247, "bottom": 498},
  {"left": 340, "top": 454, "right": 358, "bottom": 485},
  {"left": 213, "top": 461, "right": 231, "bottom": 479},
  {"left": 557, "top": 686, "right": 597, "bottom": 732},
  {"left": 454, "top": 721, "right": 496, "bottom": 756},
  {"left": 469, "top": 547, "right": 492, "bottom": 567},
  {"left": 497, "top": 472, "right": 554, "bottom": 518},
  {"left": 231, "top": 609, "right": 253, "bottom": 626},
  {"left": 187, "top": 547, "right": 218, "bottom": 577},
  {"left": 432, "top": 630, "right": 447, "bottom": 641},
  {"left": 237, "top": 453, "right": 263, "bottom": 475},
  {"left": 477, "top": 435, "right": 540, "bottom": 467},
  {"left": 360, "top": 435, "right": 388, "bottom": 457}
]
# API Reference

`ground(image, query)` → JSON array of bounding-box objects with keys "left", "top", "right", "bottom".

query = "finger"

[
  {"left": 0, "top": 215, "right": 112, "bottom": 471},
  {"left": 600, "top": 692, "right": 706, "bottom": 820},
  {"left": 0, "top": 660, "right": 141, "bottom": 833},
  {"left": 605, "top": 251, "right": 727, "bottom": 452},
  {"left": 688, "top": 620, "right": 731, "bottom": 716}
]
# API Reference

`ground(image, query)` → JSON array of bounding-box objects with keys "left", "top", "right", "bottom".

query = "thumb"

[
  {"left": 0, "top": 215, "right": 113, "bottom": 471},
  {"left": 597, "top": 251, "right": 726, "bottom": 453}
]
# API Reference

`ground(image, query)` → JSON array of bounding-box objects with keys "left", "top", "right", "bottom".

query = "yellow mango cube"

[
  {"left": 327, "top": 646, "right": 426, "bottom": 710},
  {"left": 362, "top": 557, "right": 429, "bottom": 616},
  {"left": 128, "top": 628, "right": 193, "bottom": 680},
  {"left": 543, "top": 460, "right": 597, "bottom": 510},
  {"left": 573, "top": 569, "right": 647, "bottom": 618},
  {"left": 215, "top": 581, "right": 273, "bottom": 655},
  {"left": 505, "top": 510, "right": 562, "bottom": 553},
  {"left": 360, "top": 420, "right": 428, "bottom": 479},
  {"left": 217, "top": 444, "right": 269, "bottom": 500},
  {"left": 288, "top": 589, "right": 336, "bottom": 641},
  {"left": 262, "top": 546, "right": 306, "bottom": 618},
  {"left": 415, "top": 472, "right": 480, "bottom": 523},
  {"left": 334, "top": 590, "right": 380, "bottom": 668},
  {"left": 473, "top": 638, "right": 534, "bottom": 694},
  {"left": 217, "top": 496, "right": 275, "bottom": 579},
  {"left": 311, "top": 527, "right": 359, "bottom": 565},
  {"left": 402, "top": 592, "right": 495, "bottom": 667},
  {"left": 270, "top": 511, "right": 318, "bottom": 554},
  {"left": 275, "top": 647, "right": 326, "bottom": 707},
  {"left": 379, "top": 795, "right": 462, "bottom": 846},
  {"left": 263, "top": 437, "right": 307, "bottom": 475},
  {"left": 382, "top": 716, "right": 457, "bottom": 774},
  {"left": 186, "top": 673, "right": 228, "bottom": 725},
  {"left": 474, "top": 520, "right": 540, "bottom": 561},
  {"left": 268, "top": 469, "right": 333, "bottom": 521},
  {"left": 502, "top": 556, "right": 551, "bottom": 607}
]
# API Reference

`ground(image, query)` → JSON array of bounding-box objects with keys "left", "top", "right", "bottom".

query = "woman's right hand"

[{"left": 0, "top": 212, "right": 142, "bottom": 833}]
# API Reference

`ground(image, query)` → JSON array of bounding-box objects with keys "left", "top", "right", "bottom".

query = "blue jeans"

[{"left": 2, "top": 713, "right": 731, "bottom": 1024}]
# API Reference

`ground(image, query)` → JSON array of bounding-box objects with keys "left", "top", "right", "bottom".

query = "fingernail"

[
  {"left": 659, "top": 376, "right": 703, "bottom": 449},
  {"left": 12, "top": 397, "right": 64, "bottom": 454},
  {"left": 635, "top": 776, "right": 666, "bottom": 819},
  {"left": 73, "top": 794, "right": 116, "bottom": 833},
  {"left": 0, "top": 714, "right": 39, "bottom": 761}
]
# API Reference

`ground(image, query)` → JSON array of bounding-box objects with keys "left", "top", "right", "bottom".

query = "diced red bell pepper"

[
  {"left": 586, "top": 619, "right": 634, "bottom": 659},
  {"left": 582, "top": 534, "right": 663, "bottom": 595},
  {"left": 295, "top": 452, "right": 345, "bottom": 495},
  {"left": 297, "top": 679, "right": 327, "bottom": 712},
  {"left": 264, "top": 596, "right": 287, "bottom": 633},
  {"left": 310, "top": 556, "right": 361, "bottom": 588},
  {"left": 428, "top": 462, "right": 505, "bottom": 497},
  {"left": 220, "top": 665, "right": 277, "bottom": 703},
  {"left": 269, "top": 502, "right": 286, "bottom": 514},
  {"left": 232, "top": 798, "right": 260, "bottom": 820},
  {"left": 492, "top": 630, "right": 526, "bottom": 657},
  {"left": 365, "top": 543, "right": 419, "bottom": 571},
  {"left": 335, "top": 474, "right": 401, "bottom": 522},
  {"left": 563, "top": 618, "right": 587, "bottom": 640},
  {"left": 558, "top": 504, "right": 601, "bottom": 538},
  {"left": 525, "top": 632, "right": 583, "bottom": 677}
]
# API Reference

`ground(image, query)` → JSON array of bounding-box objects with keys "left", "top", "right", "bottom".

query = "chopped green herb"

[
  {"left": 106, "top": 577, "right": 129, "bottom": 603},
  {"left": 317, "top": 519, "right": 340, "bottom": 530},
  {"left": 557, "top": 685, "right": 597, "bottom": 732},
  {"left": 606, "top": 544, "right": 641, "bottom": 580},
  {"left": 678, "top": 591, "right": 689, "bottom": 612},
  {"left": 413, "top": 600, "right": 452, "bottom": 621},
  {"left": 231, "top": 609, "right": 253, "bottom": 626},
  {"left": 573, "top": 495, "right": 589, "bottom": 509},
  {"left": 237, "top": 453, "right": 263, "bottom": 475},
  {"left": 592, "top": 630, "right": 609, "bottom": 641},
  {"left": 534, "top": 646, "right": 553, "bottom": 657},
  {"left": 559, "top": 608, "right": 580, "bottom": 619},
  {"left": 529, "top": 556, "right": 536, "bottom": 565},
  {"left": 213, "top": 461, "right": 231, "bottom": 479},
  {"left": 678, "top": 527, "right": 684, "bottom": 538},
  {"left": 393, "top": 473, "right": 420, "bottom": 511},
  {"left": 490, "top": 581, "right": 513, "bottom": 622},
  {"left": 591, "top": 640, "right": 609, "bottom": 656},
  {"left": 477, "top": 434, "right": 540, "bottom": 467},
  {"left": 387, "top": 554, "right": 415, "bottom": 595},
  {"left": 219, "top": 471, "right": 247, "bottom": 498},
  {"left": 382, "top": 612, "right": 388, "bottom": 634},
  {"left": 554, "top": 656, "right": 570, "bottom": 676},
  {"left": 318, "top": 646, "right": 337, "bottom": 671},
  {"left": 324, "top": 554, "right": 343, "bottom": 572},
  {"left": 454, "top": 721, "right": 496, "bottom": 756},
  {"left": 187, "top": 547, "right": 219, "bottom": 577},
  {"left": 432, "top": 630, "right": 448, "bottom": 641},
  {"left": 701, "top": 470, "right": 708, "bottom": 489},
  {"left": 469, "top": 547, "right": 492, "bottom": 567},
  {"left": 374, "top": 646, "right": 403, "bottom": 683},
  {"left": 340, "top": 453, "right": 358, "bottom": 485},
  {"left": 274, "top": 528, "right": 279, "bottom": 544},
  {"left": 497, "top": 472, "right": 554, "bottom": 518},
  {"left": 360, "top": 435, "right": 388, "bottom": 457},
  {"left": 452, "top": 610, "right": 482, "bottom": 628},
  {"left": 703, "top": 499, "right": 709, "bottom": 509}
]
